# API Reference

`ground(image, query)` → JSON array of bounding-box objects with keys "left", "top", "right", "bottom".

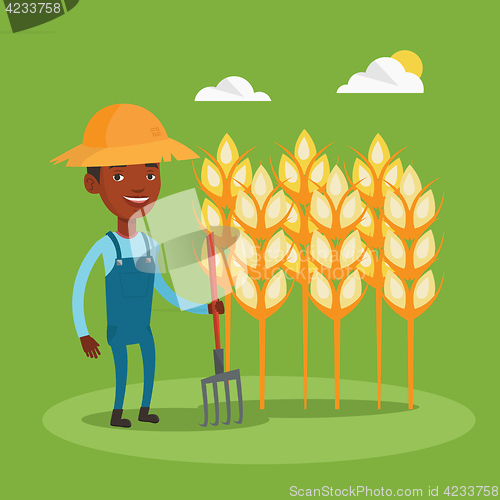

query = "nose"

[{"left": 131, "top": 188, "right": 145, "bottom": 193}]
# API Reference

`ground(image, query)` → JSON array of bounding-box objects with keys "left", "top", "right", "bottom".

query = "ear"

[{"left": 84, "top": 174, "right": 100, "bottom": 194}]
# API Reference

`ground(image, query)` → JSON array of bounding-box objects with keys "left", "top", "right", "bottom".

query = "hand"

[
  {"left": 80, "top": 335, "right": 101, "bottom": 358},
  {"left": 208, "top": 300, "right": 225, "bottom": 315}
]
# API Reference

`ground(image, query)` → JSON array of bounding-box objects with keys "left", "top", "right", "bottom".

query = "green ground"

[
  {"left": 2, "top": 1, "right": 498, "bottom": 498},
  {"left": 44, "top": 376, "right": 474, "bottom": 464}
]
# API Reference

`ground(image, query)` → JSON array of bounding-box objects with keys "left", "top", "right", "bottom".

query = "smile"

[{"left": 123, "top": 196, "right": 150, "bottom": 203}]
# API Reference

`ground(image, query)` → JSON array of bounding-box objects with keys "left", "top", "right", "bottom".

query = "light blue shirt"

[{"left": 72, "top": 232, "right": 208, "bottom": 338}]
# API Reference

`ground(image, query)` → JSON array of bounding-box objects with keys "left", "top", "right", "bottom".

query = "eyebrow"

[{"left": 109, "top": 163, "right": 159, "bottom": 169}]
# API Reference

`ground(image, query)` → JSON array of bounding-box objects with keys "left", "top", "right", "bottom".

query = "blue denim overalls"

[{"left": 105, "top": 232, "right": 156, "bottom": 410}]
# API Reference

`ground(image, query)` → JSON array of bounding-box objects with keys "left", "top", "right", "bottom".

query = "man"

[{"left": 52, "top": 104, "right": 224, "bottom": 428}]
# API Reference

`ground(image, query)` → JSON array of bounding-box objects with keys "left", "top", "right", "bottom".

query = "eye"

[
  {"left": 113, "top": 174, "right": 124, "bottom": 182},
  {"left": 146, "top": 173, "right": 156, "bottom": 181}
]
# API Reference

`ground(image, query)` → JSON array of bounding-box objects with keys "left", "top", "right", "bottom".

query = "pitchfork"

[{"left": 200, "top": 232, "right": 243, "bottom": 427}]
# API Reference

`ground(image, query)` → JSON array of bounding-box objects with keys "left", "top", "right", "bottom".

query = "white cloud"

[
  {"left": 195, "top": 76, "right": 271, "bottom": 101},
  {"left": 337, "top": 57, "right": 424, "bottom": 93}
]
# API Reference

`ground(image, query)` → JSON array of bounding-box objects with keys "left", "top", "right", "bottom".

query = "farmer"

[{"left": 52, "top": 104, "right": 224, "bottom": 428}]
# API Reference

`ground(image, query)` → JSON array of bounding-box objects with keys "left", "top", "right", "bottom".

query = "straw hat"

[{"left": 51, "top": 104, "right": 199, "bottom": 167}]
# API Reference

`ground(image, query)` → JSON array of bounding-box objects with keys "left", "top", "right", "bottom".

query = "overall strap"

[
  {"left": 106, "top": 231, "right": 122, "bottom": 261},
  {"left": 141, "top": 232, "right": 152, "bottom": 258}
]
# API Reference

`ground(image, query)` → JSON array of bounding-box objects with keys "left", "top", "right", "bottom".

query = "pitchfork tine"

[
  {"left": 211, "top": 382, "right": 220, "bottom": 426},
  {"left": 222, "top": 380, "right": 231, "bottom": 425},
  {"left": 234, "top": 373, "right": 243, "bottom": 424},
  {"left": 200, "top": 380, "right": 209, "bottom": 427}
]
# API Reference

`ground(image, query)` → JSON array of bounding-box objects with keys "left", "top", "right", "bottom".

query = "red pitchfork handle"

[{"left": 207, "top": 232, "right": 221, "bottom": 350}]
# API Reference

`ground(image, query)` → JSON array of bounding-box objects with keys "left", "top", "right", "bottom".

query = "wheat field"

[{"left": 194, "top": 133, "right": 443, "bottom": 410}]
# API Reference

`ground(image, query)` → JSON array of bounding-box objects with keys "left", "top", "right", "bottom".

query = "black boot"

[
  {"left": 138, "top": 407, "right": 159, "bottom": 423},
  {"left": 110, "top": 409, "right": 131, "bottom": 428}
]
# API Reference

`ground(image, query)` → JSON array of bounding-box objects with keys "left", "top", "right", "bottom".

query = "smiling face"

[{"left": 84, "top": 163, "right": 161, "bottom": 220}]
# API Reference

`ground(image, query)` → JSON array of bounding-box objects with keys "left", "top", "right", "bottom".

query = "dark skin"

[{"left": 80, "top": 163, "right": 224, "bottom": 358}]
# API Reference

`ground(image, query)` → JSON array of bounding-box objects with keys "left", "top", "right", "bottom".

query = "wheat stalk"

[
  {"left": 231, "top": 165, "right": 293, "bottom": 408},
  {"left": 193, "top": 134, "right": 253, "bottom": 372},
  {"left": 382, "top": 165, "right": 444, "bottom": 408},
  {"left": 271, "top": 130, "right": 332, "bottom": 408},
  {"left": 308, "top": 163, "right": 367, "bottom": 408},
  {"left": 349, "top": 134, "right": 406, "bottom": 408}
]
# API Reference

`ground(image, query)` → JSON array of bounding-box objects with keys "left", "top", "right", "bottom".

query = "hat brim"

[{"left": 51, "top": 138, "right": 199, "bottom": 167}]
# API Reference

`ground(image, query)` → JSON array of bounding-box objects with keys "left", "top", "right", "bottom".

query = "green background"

[{"left": 1, "top": 0, "right": 497, "bottom": 497}]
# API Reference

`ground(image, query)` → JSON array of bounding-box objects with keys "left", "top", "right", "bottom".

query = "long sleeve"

[
  {"left": 72, "top": 239, "right": 105, "bottom": 338},
  {"left": 153, "top": 272, "right": 209, "bottom": 315}
]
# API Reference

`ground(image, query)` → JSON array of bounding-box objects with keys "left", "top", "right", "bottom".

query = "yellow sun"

[{"left": 391, "top": 50, "right": 423, "bottom": 78}]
